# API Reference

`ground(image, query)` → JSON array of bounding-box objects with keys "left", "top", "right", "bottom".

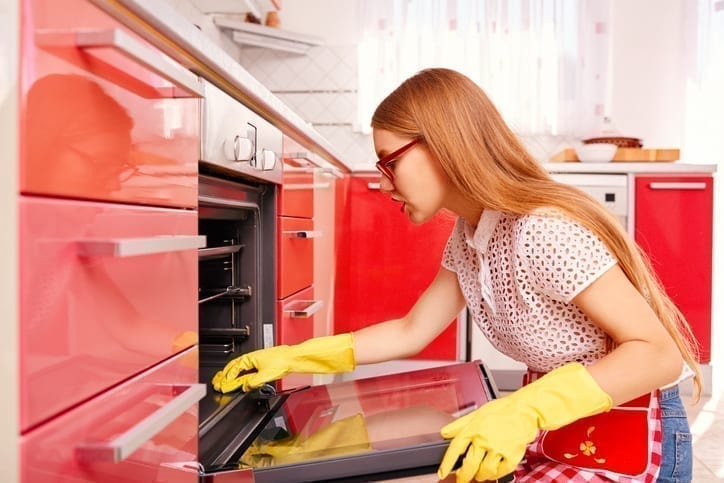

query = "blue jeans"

[{"left": 657, "top": 386, "right": 693, "bottom": 482}]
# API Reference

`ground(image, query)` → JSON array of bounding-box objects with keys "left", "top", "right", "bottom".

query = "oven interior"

[{"left": 197, "top": 171, "right": 278, "bottom": 468}]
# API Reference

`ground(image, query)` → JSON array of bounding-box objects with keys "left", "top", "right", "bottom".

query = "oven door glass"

[{"left": 207, "top": 361, "right": 496, "bottom": 482}]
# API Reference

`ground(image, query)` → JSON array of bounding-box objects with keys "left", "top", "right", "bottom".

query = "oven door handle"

[
  {"left": 36, "top": 28, "right": 204, "bottom": 98},
  {"left": 76, "top": 383, "right": 206, "bottom": 463},
  {"left": 77, "top": 235, "right": 206, "bottom": 257}
]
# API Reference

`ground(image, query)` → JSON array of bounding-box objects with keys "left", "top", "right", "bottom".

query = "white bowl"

[{"left": 575, "top": 143, "right": 618, "bottom": 163}]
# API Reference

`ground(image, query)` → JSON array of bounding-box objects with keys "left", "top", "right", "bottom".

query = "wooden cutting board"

[{"left": 550, "top": 148, "right": 680, "bottom": 163}]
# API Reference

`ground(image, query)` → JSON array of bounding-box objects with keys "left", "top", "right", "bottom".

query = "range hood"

[{"left": 214, "top": 15, "right": 323, "bottom": 55}]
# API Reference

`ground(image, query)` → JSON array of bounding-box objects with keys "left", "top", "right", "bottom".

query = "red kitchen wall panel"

[
  {"left": 19, "top": 196, "right": 198, "bottom": 431},
  {"left": 20, "top": 0, "right": 199, "bottom": 209},
  {"left": 634, "top": 175, "right": 713, "bottom": 363},
  {"left": 334, "top": 175, "right": 458, "bottom": 360}
]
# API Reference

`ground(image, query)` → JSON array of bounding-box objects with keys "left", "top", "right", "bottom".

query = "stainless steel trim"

[
  {"left": 199, "top": 195, "right": 259, "bottom": 210},
  {"left": 198, "top": 245, "right": 243, "bottom": 259},
  {"left": 77, "top": 235, "right": 206, "bottom": 257},
  {"left": 73, "top": 29, "right": 204, "bottom": 97},
  {"left": 284, "top": 300, "right": 323, "bottom": 318},
  {"left": 283, "top": 166, "right": 344, "bottom": 179},
  {"left": 76, "top": 383, "right": 206, "bottom": 463},
  {"left": 649, "top": 182, "right": 707, "bottom": 190},
  {"left": 282, "top": 230, "right": 323, "bottom": 239}
]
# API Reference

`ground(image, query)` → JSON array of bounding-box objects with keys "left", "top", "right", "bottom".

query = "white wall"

[
  {"left": 276, "top": 0, "right": 362, "bottom": 44},
  {"left": 0, "top": 0, "right": 19, "bottom": 475},
  {"left": 610, "top": 0, "right": 688, "bottom": 151}
]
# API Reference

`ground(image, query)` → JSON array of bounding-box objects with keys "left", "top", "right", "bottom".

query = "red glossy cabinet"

[
  {"left": 634, "top": 175, "right": 713, "bottom": 363},
  {"left": 16, "top": 0, "right": 203, "bottom": 480},
  {"left": 276, "top": 136, "right": 326, "bottom": 389},
  {"left": 21, "top": 348, "right": 200, "bottom": 483},
  {"left": 334, "top": 175, "right": 459, "bottom": 360},
  {"left": 19, "top": 197, "right": 199, "bottom": 430},
  {"left": 20, "top": 0, "right": 200, "bottom": 209}
]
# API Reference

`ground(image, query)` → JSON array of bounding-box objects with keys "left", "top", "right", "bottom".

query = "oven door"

[{"left": 199, "top": 361, "right": 498, "bottom": 482}]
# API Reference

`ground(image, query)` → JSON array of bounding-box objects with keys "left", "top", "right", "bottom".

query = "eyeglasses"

[{"left": 375, "top": 137, "right": 420, "bottom": 181}]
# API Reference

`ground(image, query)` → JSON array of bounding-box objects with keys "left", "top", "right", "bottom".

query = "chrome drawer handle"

[
  {"left": 36, "top": 28, "right": 204, "bottom": 98},
  {"left": 283, "top": 182, "right": 332, "bottom": 190},
  {"left": 77, "top": 235, "right": 206, "bottom": 257},
  {"left": 284, "top": 300, "right": 323, "bottom": 318},
  {"left": 282, "top": 230, "right": 322, "bottom": 239},
  {"left": 76, "top": 383, "right": 206, "bottom": 463},
  {"left": 648, "top": 182, "right": 707, "bottom": 190},
  {"left": 367, "top": 182, "right": 381, "bottom": 190}
]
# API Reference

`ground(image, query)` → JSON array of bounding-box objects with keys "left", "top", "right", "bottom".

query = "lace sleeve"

[
  {"left": 514, "top": 211, "right": 617, "bottom": 303},
  {"left": 441, "top": 217, "right": 464, "bottom": 272}
]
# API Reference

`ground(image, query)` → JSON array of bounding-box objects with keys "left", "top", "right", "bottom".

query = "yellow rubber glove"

[
  {"left": 240, "top": 413, "right": 370, "bottom": 468},
  {"left": 438, "top": 362, "right": 612, "bottom": 483},
  {"left": 212, "top": 333, "right": 356, "bottom": 393}
]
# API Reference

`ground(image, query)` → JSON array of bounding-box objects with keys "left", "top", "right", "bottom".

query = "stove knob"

[
  {"left": 256, "top": 149, "right": 277, "bottom": 171},
  {"left": 223, "top": 135, "right": 254, "bottom": 162}
]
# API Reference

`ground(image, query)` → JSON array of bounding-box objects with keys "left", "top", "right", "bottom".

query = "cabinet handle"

[
  {"left": 284, "top": 300, "right": 324, "bottom": 318},
  {"left": 367, "top": 182, "right": 381, "bottom": 190},
  {"left": 283, "top": 182, "right": 332, "bottom": 191},
  {"left": 76, "top": 383, "right": 206, "bottom": 463},
  {"left": 77, "top": 235, "right": 206, "bottom": 257},
  {"left": 649, "top": 182, "right": 707, "bottom": 190},
  {"left": 282, "top": 230, "right": 323, "bottom": 239},
  {"left": 36, "top": 28, "right": 204, "bottom": 98}
]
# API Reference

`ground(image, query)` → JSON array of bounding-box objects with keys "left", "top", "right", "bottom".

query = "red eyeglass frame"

[{"left": 375, "top": 137, "right": 420, "bottom": 181}]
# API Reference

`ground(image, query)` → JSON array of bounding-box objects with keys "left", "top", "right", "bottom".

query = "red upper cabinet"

[
  {"left": 634, "top": 175, "right": 713, "bottom": 363},
  {"left": 19, "top": 0, "right": 201, "bottom": 209},
  {"left": 334, "top": 175, "right": 458, "bottom": 360}
]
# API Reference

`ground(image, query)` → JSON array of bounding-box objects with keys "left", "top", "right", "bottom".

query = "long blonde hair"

[{"left": 372, "top": 67, "right": 702, "bottom": 399}]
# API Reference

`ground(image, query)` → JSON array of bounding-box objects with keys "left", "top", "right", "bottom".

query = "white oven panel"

[{"left": 201, "top": 80, "right": 282, "bottom": 184}]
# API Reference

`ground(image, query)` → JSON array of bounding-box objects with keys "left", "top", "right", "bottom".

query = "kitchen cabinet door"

[
  {"left": 20, "top": 0, "right": 200, "bottom": 209},
  {"left": 277, "top": 286, "right": 320, "bottom": 390},
  {"left": 334, "top": 176, "right": 458, "bottom": 360},
  {"left": 19, "top": 196, "right": 201, "bottom": 431},
  {"left": 634, "top": 175, "right": 713, "bottom": 363},
  {"left": 21, "top": 348, "right": 201, "bottom": 483}
]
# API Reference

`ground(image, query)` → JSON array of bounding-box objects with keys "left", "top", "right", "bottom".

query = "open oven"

[{"left": 195, "top": 80, "right": 500, "bottom": 482}]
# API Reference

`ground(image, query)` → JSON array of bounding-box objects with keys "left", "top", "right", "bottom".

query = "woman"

[{"left": 213, "top": 68, "right": 700, "bottom": 482}]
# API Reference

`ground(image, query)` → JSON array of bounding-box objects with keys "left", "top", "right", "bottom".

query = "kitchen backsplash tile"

[
  {"left": 239, "top": 43, "right": 579, "bottom": 169},
  {"left": 239, "top": 44, "right": 374, "bottom": 168}
]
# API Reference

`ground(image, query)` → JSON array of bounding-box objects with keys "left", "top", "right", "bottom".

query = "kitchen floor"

[
  {"left": 380, "top": 388, "right": 724, "bottom": 482},
  {"left": 684, "top": 389, "right": 724, "bottom": 481}
]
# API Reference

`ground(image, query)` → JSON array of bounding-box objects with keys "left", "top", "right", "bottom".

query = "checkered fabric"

[{"left": 512, "top": 371, "right": 663, "bottom": 482}]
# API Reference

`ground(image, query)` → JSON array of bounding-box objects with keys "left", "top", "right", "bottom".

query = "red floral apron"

[{"left": 513, "top": 371, "right": 663, "bottom": 482}]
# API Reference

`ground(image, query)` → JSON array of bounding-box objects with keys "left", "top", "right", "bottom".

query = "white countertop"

[{"left": 542, "top": 161, "right": 717, "bottom": 174}]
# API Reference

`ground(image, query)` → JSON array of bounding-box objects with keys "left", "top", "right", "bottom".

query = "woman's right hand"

[{"left": 212, "top": 333, "right": 356, "bottom": 393}]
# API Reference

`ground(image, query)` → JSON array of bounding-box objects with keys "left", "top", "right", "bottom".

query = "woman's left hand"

[
  {"left": 437, "top": 362, "right": 612, "bottom": 483},
  {"left": 437, "top": 397, "right": 534, "bottom": 483}
]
